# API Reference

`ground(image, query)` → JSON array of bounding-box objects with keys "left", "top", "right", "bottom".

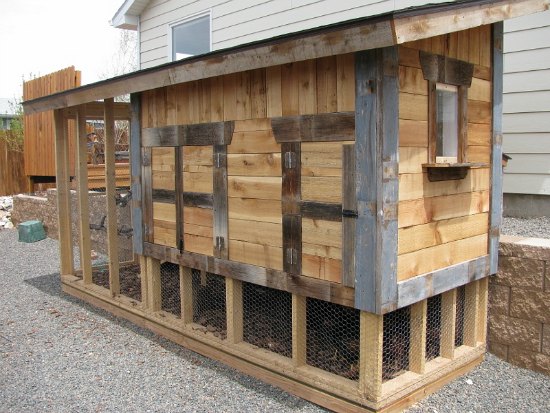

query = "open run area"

[{"left": 0, "top": 229, "right": 548, "bottom": 413}]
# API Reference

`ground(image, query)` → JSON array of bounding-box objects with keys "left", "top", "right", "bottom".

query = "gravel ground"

[
  {"left": 1, "top": 229, "right": 549, "bottom": 413},
  {"left": 501, "top": 216, "right": 550, "bottom": 239}
]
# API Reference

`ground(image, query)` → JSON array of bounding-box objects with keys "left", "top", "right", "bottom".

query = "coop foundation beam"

[
  {"left": 359, "top": 311, "right": 383, "bottom": 401},
  {"left": 463, "top": 281, "right": 480, "bottom": 347},
  {"left": 179, "top": 266, "right": 193, "bottom": 324},
  {"left": 53, "top": 109, "right": 74, "bottom": 276},
  {"left": 104, "top": 98, "right": 120, "bottom": 296},
  {"left": 489, "top": 22, "right": 504, "bottom": 275},
  {"left": 226, "top": 278, "right": 243, "bottom": 344},
  {"left": 409, "top": 300, "right": 427, "bottom": 374},
  {"left": 292, "top": 294, "right": 306, "bottom": 367},
  {"left": 146, "top": 257, "right": 161, "bottom": 312},
  {"left": 440, "top": 289, "right": 457, "bottom": 360},
  {"left": 76, "top": 106, "right": 92, "bottom": 284}
]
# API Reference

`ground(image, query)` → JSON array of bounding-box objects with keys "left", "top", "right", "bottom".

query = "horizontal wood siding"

[
  {"left": 503, "top": 10, "right": 550, "bottom": 195},
  {"left": 397, "top": 27, "right": 492, "bottom": 282}
]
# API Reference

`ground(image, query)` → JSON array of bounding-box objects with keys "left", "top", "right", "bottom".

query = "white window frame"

[{"left": 168, "top": 10, "right": 212, "bottom": 62}]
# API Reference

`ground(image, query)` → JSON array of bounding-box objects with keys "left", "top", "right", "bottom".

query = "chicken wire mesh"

[
  {"left": 455, "top": 286, "right": 466, "bottom": 347},
  {"left": 306, "top": 298, "right": 360, "bottom": 381},
  {"left": 426, "top": 294, "right": 442, "bottom": 361},
  {"left": 383, "top": 306, "right": 410, "bottom": 381},
  {"left": 242, "top": 282, "right": 292, "bottom": 358},
  {"left": 161, "top": 262, "right": 180, "bottom": 316},
  {"left": 192, "top": 270, "right": 227, "bottom": 339}
]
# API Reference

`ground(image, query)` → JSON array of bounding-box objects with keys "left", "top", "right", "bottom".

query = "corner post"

[
  {"left": 130, "top": 93, "right": 144, "bottom": 254},
  {"left": 354, "top": 47, "right": 399, "bottom": 313}
]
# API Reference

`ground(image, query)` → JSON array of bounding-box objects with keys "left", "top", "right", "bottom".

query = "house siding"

[
  {"left": 503, "top": 10, "right": 550, "bottom": 195},
  {"left": 137, "top": 0, "right": 452, "bottom": 69}
]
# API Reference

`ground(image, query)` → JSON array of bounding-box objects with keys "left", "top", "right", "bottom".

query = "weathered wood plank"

[
  {"left": 271, "top": 112, "right": 355, "bottom": 143},
  {"left": 183, "top": 192, "right": 214, "bottom": 209},
  {"left": 213, "top": 144, "right": 228, "bottom": 259},
  {"left": 175, "top": 147, "right": 184, "bottom": 251},
  {"left": 152, "top": 189, "right": 176, "bottom": 204},
  {"left": 104, "top": 98, "right": 120, "bottom": 296},
  {"left": 130, "top": 93, "right": 143, "bottom": 255},
  {"left": 419, "top": 52, "right": 474, "bottom": 87},
  {"left": 142, "top": 147, "right": 154, "bottom": 242},
  {"left": 142, "top": 121, "right": 235, "bottom": 147},
  {"left": 281, "top": 141, "right": 301, "bottom": 275},
  {"left": 179, "top": 265, "right": 193, "bottom": 324},
  {"left": 489, "top": 22, "right": 504, "bottom": 275},
  {"left": 342, "top": 144, "right": 356, "bottom": 287},
  {"left": 300, "top": 201, "right": 342, "bottom": 222}
]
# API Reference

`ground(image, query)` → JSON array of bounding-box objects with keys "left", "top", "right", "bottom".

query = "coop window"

[
  {"left": 169, "top": 12, "right": 211, "bottom": 61},
  {"left": 435, "top": 83, "right": 459, "bottom": 163}
]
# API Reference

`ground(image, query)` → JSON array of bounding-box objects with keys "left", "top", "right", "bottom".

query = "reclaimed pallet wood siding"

[
  {"left": 397, "top": 27, "right": 493, "bottom": 282},
  {"left": 141, "top": 55, "right": 355, "bottom": 284}
]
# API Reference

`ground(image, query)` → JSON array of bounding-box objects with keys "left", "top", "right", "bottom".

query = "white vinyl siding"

[
  {"left": 137, "top": 0, "right": 453, "bottom": 67},
  {"left": 503, "top": 10, "right": 550, "bottom": 195}
]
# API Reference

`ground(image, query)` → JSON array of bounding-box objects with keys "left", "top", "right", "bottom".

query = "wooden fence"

[
  {"left": 23, "top": 67, "right": 81, "bottom": 178},
  {"left": 0, "top": 138, "right": 27, "bottom": 196}
]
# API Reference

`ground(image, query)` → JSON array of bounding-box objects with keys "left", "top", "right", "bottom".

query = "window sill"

[{"left": 422, "top": 162, "right": 489, "bottom": 182}]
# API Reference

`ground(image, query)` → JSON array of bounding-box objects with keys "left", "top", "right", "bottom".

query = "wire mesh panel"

[
  {"left": 455, "top": 286, "right": 466, "bottom": 347},
  {"left": 426, "top": 295, "right": 442, "bottom": 361},
  {"left": 192, "top": 270, "right": 227, "bottom": 339},
  {"left": 383, "top": 306, "right": 411, "bottom": 381},
  {"left": 306, "top": 298, "right": 360, "bottom": 380},
  {"left": 161, "top": 262, "right": 180, "bottom": 316},
  {"left": 243, "top": 282, "right": 292, "bottom": 357}
]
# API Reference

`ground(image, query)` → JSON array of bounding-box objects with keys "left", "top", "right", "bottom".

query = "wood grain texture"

[
  {"left": 142, "top": 121, "right": 235, "bottom": 147},
  {"left": 213, "top": 145, "right": 229, "bottom": 259},
  {"left": 271, "top": 112, "right": 355, "bottom": 143},
  {"left": 342, "top": 144, "right": 356, "bottom": 287},
  {"left": 130, "top": 94, "right": 143, "bottom": 255}
]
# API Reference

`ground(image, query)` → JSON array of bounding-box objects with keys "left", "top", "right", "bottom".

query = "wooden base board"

[{"left": 61, "top": 277, "right": 484, "bottom": 413}]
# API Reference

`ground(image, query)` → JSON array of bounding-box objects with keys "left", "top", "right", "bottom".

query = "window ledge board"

[{"left": 421, "top": 162, "right": 489, "bottom": 181}]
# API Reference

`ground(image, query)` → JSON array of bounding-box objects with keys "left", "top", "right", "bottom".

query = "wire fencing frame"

[
  {"left": 160, "top": 262, "right": 180, "bottom": 315},
  {"left": 305, "top": 297, "right": 361, "bottom": 381},
  {"left": 382, "top": 306, "right": 411, "bottom": 381},
  {"left": 455, "top": 285, "right": 466, "bottom": 347},
  {"left": 191, "top": 270, "right": 227, "bottom": 339},
  {"left": 426, "top": 294, "right": 442, "bottom": 361},
  {"left": 243, "top": 282, "right": 293, "bottom": 358}
]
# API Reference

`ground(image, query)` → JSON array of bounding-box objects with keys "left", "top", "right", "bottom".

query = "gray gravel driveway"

[{"left": 1, "top": 229, "right": 548, "bottom": 413}]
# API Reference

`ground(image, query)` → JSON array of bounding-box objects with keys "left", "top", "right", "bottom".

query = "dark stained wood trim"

[
  {"left": 182, "top": 192, "right": 214, "bottom": 209},
  {"left": 300, "top": 201, "right": 342, "bottom": 222},
  {"left": 271, "top": 112, "right": 355, "bottom": 143},
  {"left": 354, "top": 46, "right": 399, "bottom": 314},
  {"left": 142, "top": 121, "right": 235, "bottom": 147},
  {"left": 342, "top": 144, "right": 356, "bottom": 288},
  {"left": 175, "top": 147, "right": 184, "bottom": 252},
  {"left": 489, "top": 22, "right": 504, "bottom": 275},
  {"left": 213, "top": 144, "right": 228, "bottom": 259},
  {"left": 458, "top": 85, "right": 468, "bottom": 163},
  {"left": 283, "top": 214, "right": 302, "bottom": 276},
  {"left": 142, "top": 242, "right": 355, "bottom": 308},
  {"left": 152, "top": 189, "right": 176, "bottom": 204},
  {"left": 142, "top": 146, "right": 154, "bottom": 243},
  {"left": 130, "top": 93, "right": 143, "bottom": 255},
  {"left": 419, "top": 51, "right": 474, "bottom": 87},
  {"left": 397, "top": 255, "right": 489, "bottom": 309}
]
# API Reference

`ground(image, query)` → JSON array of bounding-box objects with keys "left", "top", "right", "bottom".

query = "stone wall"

[
  {"left": 12, "top": 189, "right": 133, "bottom": 262},
  {"left": 488, "top": 235, "right": 550, "bottom": 375}
]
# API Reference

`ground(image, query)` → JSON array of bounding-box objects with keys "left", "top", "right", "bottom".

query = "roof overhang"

[
  {"left": 110, "top": 0, "right": 149, "bottom": 30},
  {"left": 25, "top": 0, "right": 549, "bottom": 115}
]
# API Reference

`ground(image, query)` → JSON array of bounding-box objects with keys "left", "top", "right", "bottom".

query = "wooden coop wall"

[
  {"left": 142, "top": 54, "right": 356, "bottom": 285},
  {"left": 397, "top": 26, "right": 493, "bottom": 282}
]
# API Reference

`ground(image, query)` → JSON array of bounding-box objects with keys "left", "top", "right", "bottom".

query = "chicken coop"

[{"left": 23, "top": 1, "right": 549, "bottom": 411}]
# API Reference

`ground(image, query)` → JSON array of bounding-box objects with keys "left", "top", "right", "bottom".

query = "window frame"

[{"left": 168, "top": 10, "right": 212, "bottom": 62}]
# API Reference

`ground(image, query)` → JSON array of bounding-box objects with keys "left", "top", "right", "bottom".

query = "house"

[
  {"left": 0, "top": 98, "right": 16, "bottom": 130},
  {"left": 502, "top": 10, "right": 550, "bottom": 217},
  {"left": 24, "top": 1, "right": 549, "bottom": 412}
]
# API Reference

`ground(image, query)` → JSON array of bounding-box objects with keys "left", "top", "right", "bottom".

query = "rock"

[
  {"left": 487, "top": 314, "right": 542, "bottom": 352},
  {"left": 4, "top": 222, "right": 14, "bottom": 229},
  {"left": 487, "top": 283, "right": 510, "bottom": 315},
  {"left": 510, "top": 289, "right": 550, "bottom": 324},
  {"left": 495, "top": 256, "right": 544, "bottom": 289}
]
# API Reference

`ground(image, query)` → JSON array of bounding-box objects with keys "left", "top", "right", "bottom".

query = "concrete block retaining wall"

[{"left": 488, "top": 235, "right": 550, "bottom": 375}]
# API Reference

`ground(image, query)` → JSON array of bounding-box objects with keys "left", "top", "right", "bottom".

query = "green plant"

[{"left": 0, "top": 98, "right": 24, "bottom": 152}]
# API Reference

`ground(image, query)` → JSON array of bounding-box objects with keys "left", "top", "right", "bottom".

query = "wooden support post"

[
  {"left": 139, "top": 255, "right": 149, "bottom": 309},
  {"left": 179, "top": 266, "right": 193, "bottom": 324},
  {"left": 226, "top": 278, "right": 243, "bottom": 344},
  {"left": 213, "top": 144, "right": 228, "bottom": 259},
  {"left": 53, "top": 109, "right": 74, "bottom": 276},
  {"left": 360, "top": 311, "right": 383, "bottom": 401},
  {"left": 477, "top": 278, "right": 489, "bottom": 343},
  {"left": 292, "top": 294, "right": 306, "bottom": 367},
  {"left": 175, "top": 147, "right": 184, "bottom": 252},
  {"left": 489, "top": 22, "right": 504, "bottom": 275},
  {"left": 440, "top": 289, "right": 457, "bottom": 359},
  {"left": 130, "top": 93, "right": 144, "bottom": 255},
  {"left": 104, "top": 98, "right": 120, "bottom": 296},
  {"left": 76, "top": 105, "right": 92, "bottom": 284},
  {"left": 282, "top": 142, "right": 301, "bottom": 276},
  {"left": 146, "top": 256, "right": 161, "bottom": 312},
  {"left": 464, "top": 281, "right": 480, "bottom": 347},
  {"left": 342, "top": 144, "right": 356, "bottom": 287},
  {"left": 409, "top": 300, "right": 427, "bottom": 374},
  {"left": 354, "top": 47, "right": 399, "bottom": 314},
  {"left": 142, "top": 147, "right": 153, "bottom": 242}
]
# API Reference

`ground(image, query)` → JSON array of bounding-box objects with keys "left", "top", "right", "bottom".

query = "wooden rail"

[{"left": 86, "top": 163, "right": 130, "bottom": 189}]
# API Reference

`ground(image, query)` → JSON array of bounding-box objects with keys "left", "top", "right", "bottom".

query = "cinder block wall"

[{"left": 488, "top": 235, "right": 550, "bottom": 375}]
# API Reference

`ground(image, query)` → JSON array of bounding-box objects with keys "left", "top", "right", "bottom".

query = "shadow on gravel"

[{"left": 24, "top": 272, "right": 320, "bottom": 411}]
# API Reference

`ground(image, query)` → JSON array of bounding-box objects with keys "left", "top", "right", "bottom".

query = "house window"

[
  {"left": 435, "top": 83, "right": 459, "bottom": 163},
  {"left": 170, "top": 12, "right": 211, "bottom": 61}
]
